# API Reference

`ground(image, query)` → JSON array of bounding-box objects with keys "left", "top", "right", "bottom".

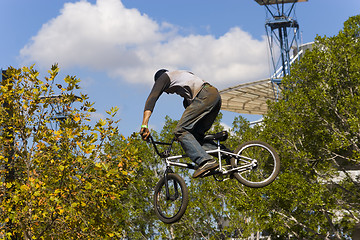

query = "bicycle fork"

[{"left": 164, "top": 167, "right": 179, "bottom": 201}]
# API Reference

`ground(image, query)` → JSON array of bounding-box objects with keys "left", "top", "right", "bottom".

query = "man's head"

[{"left": 154, "top": 69, "right": 168, "bottom": 81}]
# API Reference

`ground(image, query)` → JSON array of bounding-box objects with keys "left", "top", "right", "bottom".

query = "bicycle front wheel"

[
  {"left": 153, "top": 173, "right": 189, "bottom": 224},
  {"left": 231, "top": 141, "right": 280, "bottom": 188}
]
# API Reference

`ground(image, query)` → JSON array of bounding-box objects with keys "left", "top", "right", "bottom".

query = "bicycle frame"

[
  {"left": 152, "top": 135, "right": 280, "bottom": 223},
  {"left": 149, "top": 136, "right": 257, "bottom": 177}
]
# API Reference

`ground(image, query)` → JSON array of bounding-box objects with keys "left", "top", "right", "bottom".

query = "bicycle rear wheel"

[
  {"left": 153, "top": 173, "right": 189, "bottom": 224},
  {"left": 230, "top": 140, "right": 280, "bottom": 188}
]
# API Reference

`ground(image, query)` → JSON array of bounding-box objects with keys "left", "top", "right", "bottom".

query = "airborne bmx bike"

[{"left": 149, "top": 131, "right": 280, "bottom": 224}]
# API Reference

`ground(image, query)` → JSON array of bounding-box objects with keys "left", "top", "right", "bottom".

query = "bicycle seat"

[{"left": 203, "top": 131, "right": 228, "bottom": 142}]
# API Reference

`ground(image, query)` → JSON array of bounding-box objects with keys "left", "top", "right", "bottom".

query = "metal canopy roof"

[
  {"left": 219, "top": 79, "right": 276, "bottom": 115},
  {"left": 254, "top": 0, "right": 308, "bottom": 5}
]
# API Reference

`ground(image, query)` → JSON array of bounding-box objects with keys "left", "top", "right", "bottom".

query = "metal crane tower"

[{"left": 255, "top": 0, "right": 307, "bottom": 99}]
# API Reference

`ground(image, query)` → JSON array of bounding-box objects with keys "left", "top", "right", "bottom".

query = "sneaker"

[{"left": 193, "top": 159, "right": 219, "bottom": 178}]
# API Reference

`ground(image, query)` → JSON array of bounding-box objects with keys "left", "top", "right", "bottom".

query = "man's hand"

[{"left": 140, "top": 126, "right": 150, "bottom": 141}]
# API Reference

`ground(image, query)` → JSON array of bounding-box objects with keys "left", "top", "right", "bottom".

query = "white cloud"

[{"left": 20, "top": 0, "right": 269, "bottom": 88}]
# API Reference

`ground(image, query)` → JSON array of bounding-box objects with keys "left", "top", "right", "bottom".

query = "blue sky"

[{"left": 1, "top": 0, "right": 359, "bottom": 137}]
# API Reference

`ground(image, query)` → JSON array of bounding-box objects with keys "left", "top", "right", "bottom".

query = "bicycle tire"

[
  {"left": 153, "top": 173, "right": 189, "bottom": 224},
  {"left": 230, "top": 140, "right": 280, "bottom": 188}
]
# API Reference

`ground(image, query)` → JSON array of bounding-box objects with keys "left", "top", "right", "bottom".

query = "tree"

[
  {"left": 0, "top": 65, "right": 141, "bottom": 239},
  {"left": 251, "top": 15, "right": 360, "bottom": 239}
]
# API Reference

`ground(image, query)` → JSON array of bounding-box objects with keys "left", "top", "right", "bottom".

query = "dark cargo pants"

[{"left": 174, "top": 84, "right": 221, "bottom": 166}]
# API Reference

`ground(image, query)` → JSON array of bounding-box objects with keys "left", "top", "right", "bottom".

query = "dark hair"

[{"left": 154, "top": 69, "right": 168, "bottom": 81}]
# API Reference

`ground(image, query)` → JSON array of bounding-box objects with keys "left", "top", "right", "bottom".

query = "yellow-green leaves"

[{"left": 0, "top": 65, "right": 140, "bottom": 239}]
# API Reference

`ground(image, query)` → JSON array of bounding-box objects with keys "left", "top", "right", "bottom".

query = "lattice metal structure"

[
  {"left": 40, "top": 95, "right": 81, "bottom": 130},
  {"left": 255, "top": 0, "right": 307, "bottom": 99},
  {"left": 220, "top": 1, "right": 308, "bottom": 115}
]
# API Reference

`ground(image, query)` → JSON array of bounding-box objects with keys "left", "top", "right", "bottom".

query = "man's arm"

[
  {"left": 143, "top": 73, "right": 170, "bottom": 112},
  {"left": 140, "top": 73, "right": 170, "bottom": 141},
  {"left": 142, "top": 110, "right": 152, "bottom": 126}
]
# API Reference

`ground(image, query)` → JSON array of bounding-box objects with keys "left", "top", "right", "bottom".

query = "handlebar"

[{"left": 148, "top": 135, "right": 176, "bottom": 158}]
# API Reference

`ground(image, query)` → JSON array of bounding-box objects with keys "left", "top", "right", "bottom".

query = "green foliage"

[
  {"left": 0, "top": 65, "right": 141, "bottom": 239},
  {"left": 116, "top": 15, "right": 360, "bottom": 240},
  {"left": 257, "top": 15, "right": 360, "bottom": 239}
]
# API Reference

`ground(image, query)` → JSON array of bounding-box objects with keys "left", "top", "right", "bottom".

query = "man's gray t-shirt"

[{"left": 144, "top": 70, "right": 206, "bottom": 112}]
